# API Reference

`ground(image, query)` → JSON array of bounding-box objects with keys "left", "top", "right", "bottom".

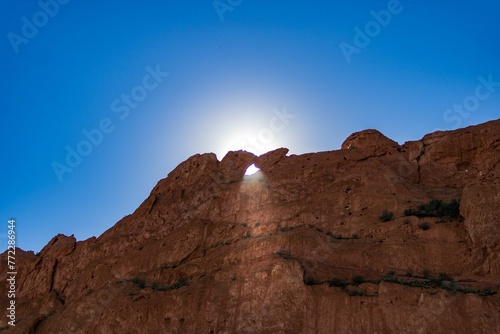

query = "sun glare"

[{"left": 244, "top": 164, "right": 260, "bottom": 176}]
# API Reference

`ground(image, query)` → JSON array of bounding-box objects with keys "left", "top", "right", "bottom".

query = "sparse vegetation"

[
  {"left": 279, "top": 226, "right": 295, "bottom": 232},
  {"left": 418, "top": 222, "right": 431, "bottom": 230},
  {"left": 325, "top": 231, "right": 360, "bottom": 240},
  {"left": 378, "top": 271, "right": 496, "bottom": 296},
  {"left": 403, "top": 270, "right": 413, "bottom": 277},
  {"left": 276, "top": 250, "right": 293, "bottom": 260},
  {"left": 402, "top": 219, "right": 410, "bottom": 225},
  {"left": 439, "top": 272, "right": 453, "bottom": 281},
  {"left": 129, "top": 277, "right": 147, "bottom": 289},
  {"left": 379, "top": 210, "right": 394, "bottom": 222},
  {"left": 241, "top": 232, "right": 252, "bottom": 239},
  {"left": 127, "top": 277, "right": 188, "bottom": 291},
  {"left": 328, "top": 278, "right": 349, "bottom": 287},
  {"left": 404, "top": 199, "right": 460, "bottom": 218},
  {"left": 343, "top": 287, "right": 368, "bottom": 296},
  {"left": 212, "top": 239, "right": 233, "bottom": 248},
  {"left": 304, "top": 276, "right": 320, "bottom": 286},
  {"left": 307, "top": 269, "right": 496, "bottom": 297},
  {"left": 382, "top": 271, "right": 397, "bottom": 282},
  {"left": 169, "top": 277, "right": 189, "bottom": 290},
  {"left": 352, "top": 275, "right": 365, "bottom": 286},
  {"left": 477, "top": 289, "right": 497, "bottom": 296}
]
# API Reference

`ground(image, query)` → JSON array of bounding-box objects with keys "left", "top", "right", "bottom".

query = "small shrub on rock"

[
  {"left": 418, "top": 222, "right": 430, "bottom": 230},
  {"left": 379, "top": 210, "right": 394, "bottom": 222}
]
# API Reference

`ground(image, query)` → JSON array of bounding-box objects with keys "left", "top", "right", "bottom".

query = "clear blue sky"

[{"left": 1, "top": 0, "right": 499, "bottom": 252}]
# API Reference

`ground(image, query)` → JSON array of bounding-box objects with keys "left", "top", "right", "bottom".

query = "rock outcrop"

[{"left": 1, "top": 119, "right": 499, "bottom": 333}]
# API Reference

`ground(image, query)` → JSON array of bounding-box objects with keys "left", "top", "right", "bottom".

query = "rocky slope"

[{"left": 1, "top": 119, "right": 499, "bottom": 333}]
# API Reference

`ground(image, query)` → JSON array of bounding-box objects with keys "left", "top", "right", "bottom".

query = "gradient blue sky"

[{"left": 1, "top": 0, "right": 499, "bottom": 252}]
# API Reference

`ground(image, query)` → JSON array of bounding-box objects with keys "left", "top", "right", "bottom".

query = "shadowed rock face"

[{"left": 1, "top": 120, "right": 499, "bottom": 333}]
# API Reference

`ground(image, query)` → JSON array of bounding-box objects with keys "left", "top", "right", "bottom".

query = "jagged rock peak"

[{"left": 341, "top": 129, "right": 400, "bottom": 151}]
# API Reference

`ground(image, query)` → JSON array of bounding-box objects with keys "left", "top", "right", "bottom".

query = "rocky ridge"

[{"left": 1, "top": 119, "right": 499, "bottom": 333}]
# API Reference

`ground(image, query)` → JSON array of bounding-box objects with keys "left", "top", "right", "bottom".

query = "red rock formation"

[{"left": 1, "top": 119, "right": 499, "bottom": 333}]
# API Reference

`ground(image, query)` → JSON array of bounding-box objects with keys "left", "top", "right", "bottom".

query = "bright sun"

[
  {"left": 214, "top": 128, "right": 291, "bottom": 161},
  {"left": 199, "top": 105, "right": 298, "bottom": 161}
]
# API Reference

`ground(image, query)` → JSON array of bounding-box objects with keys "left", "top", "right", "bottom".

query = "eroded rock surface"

[{"left": 1, "top": 120, "right": 499, "bottom": 333}]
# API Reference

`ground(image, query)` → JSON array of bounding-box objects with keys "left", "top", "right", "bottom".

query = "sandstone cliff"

[{"left": 1, "top": 119, "right": 499, "bottom": 333}]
